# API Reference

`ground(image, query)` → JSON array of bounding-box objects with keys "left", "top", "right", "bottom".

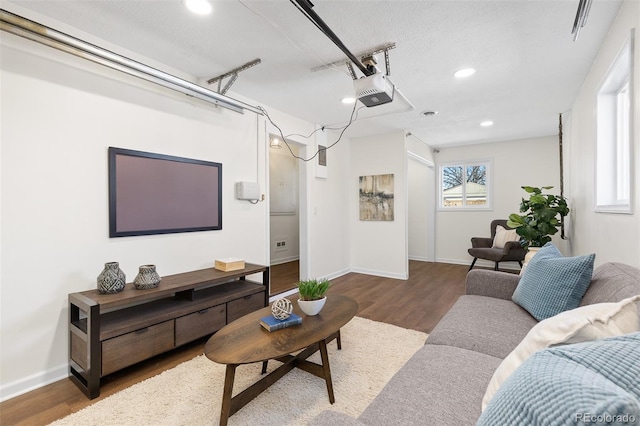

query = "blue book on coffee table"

[{"left": 260, "top": 313, "right": 302, "bottom": 332}]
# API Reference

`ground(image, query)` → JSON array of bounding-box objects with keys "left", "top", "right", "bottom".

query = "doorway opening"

[
  {"left": 408, "top": 153, "right": 436, "bottom": 267},
  {"left": 268, "top": 136, "right": 302, "bottom": 295}
]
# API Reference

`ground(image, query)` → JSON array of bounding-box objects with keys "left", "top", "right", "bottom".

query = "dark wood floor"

[
  {"left": 269, "top": 260, "right": 300, "bottom": 295},
  {"left": 0, "top": 261, "right": 468, "bottom": 426}
]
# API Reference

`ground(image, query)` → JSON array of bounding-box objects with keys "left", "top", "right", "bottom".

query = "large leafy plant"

[
  {"left": 507, "top": 186, "right": 569, "bottom": 248},
  {"left": 297, "top": 279, "right": 331, "bottom": 301}
]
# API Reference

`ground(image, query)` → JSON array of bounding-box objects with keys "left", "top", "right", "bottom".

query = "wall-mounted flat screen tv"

[{"left": 109, "top": 147, "right": 222, "bottom": 237}]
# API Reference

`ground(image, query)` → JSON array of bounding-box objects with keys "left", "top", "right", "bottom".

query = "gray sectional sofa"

[{"left": 311, "top": 262, "right": 640, "bottom": 425}]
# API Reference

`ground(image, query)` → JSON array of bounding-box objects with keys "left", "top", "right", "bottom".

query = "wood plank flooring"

[
  {"left": 269, "top": 260, "right": 300, "bottom": 295},
  {"left": 0, "top": 261, "right": 468, "bottom": 426}
]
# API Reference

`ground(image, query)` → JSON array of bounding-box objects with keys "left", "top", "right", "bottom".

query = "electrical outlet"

[{"left": 274, "top": 239, "right": 287, "bottom": 252}]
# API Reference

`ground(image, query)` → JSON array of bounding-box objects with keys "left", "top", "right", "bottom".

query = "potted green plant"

[
  {"left": 507, "top": 186, "right": 569, "bottom": 254},
  {"left": 297, "top": 278, "right": 331, "bottom": 316}
]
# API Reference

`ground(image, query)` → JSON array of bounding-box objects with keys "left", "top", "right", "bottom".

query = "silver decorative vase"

[
  {"left": 97, "top": 262, "right": 126, "bottom": 294},
  {"left": 133, "top": 264, "right": 161, "bottom": 289}
]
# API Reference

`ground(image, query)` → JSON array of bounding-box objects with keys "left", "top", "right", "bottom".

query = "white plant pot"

[
  {"left": 524, "top": 246, "right": 541, "bottom": 264},
  {"left": 298, "top": 297, "right": 327, "bottom": 316},
  {"left": 520, "top": 246, "right": 542, "bottom": 275}
]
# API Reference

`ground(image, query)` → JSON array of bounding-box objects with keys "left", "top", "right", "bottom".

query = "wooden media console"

[{"left": 68, "top": 263, "right": 269, "bottom": 398}]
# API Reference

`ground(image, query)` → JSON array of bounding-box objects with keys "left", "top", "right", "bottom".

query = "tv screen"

[{"left": 108, "top": 147, "right": 222, "bottom": 237}]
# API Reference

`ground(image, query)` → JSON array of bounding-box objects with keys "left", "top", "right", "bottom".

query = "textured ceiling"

[{"left": 3, "top": 0, "right": 623, "bottom": 147}]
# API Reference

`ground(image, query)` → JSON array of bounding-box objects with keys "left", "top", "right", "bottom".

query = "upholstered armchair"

[{"left": 468, "top": 219, "right": 527, "bottom": 271}]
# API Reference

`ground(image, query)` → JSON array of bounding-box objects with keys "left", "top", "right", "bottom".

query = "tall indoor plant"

[{"left": 507, "top": 186, "right": 569, "bottom": 249}]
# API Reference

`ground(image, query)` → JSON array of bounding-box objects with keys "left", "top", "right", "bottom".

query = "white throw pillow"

[
  {"left": 481, "top": 295, "right": 640, "bottom": 411},
  {"left": 492, "top": 225, "right": 519, "bottom": 249}
]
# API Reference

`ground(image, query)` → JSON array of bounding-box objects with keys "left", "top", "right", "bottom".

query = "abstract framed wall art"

[{"left": 359, "top": 174, "right": 394, "bottom": 221}]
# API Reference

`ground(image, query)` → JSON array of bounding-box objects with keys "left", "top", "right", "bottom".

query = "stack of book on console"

[{"left": 260, "top": 313, "right": 302, "bottom": 332}]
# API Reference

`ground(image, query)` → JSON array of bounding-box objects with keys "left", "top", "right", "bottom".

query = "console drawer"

[
  {"left": 227, "top": 291, "right": 265, "bottom": 322},
  {"left": 102, "top": 320, "right": 174, "bottom": 376},
  {"left": 175, "top": 304, "right": 226, "bottom": 346}
]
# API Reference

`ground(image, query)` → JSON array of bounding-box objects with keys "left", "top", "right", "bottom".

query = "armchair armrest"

[
  {"left": 465, "top": 269, "right": 521, "bottom": 300},
  {"left": 470, "top": 237, "right": 493, "bottom": 248},
  {"left": 502, "top": 240, "right": 526, "bottom": 254}
]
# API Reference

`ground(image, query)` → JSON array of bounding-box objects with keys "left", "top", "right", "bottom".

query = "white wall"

[
  {"left": 349, "top": 131, "right": 408, "bottom": 279},
  {"left": 435, "top": 136, "right": 562, "bottom": 268},
  {"left": 567, "top": 0, "right": 640, "bottom": 267},
  {"left": 307, "top": 129, "right": 351, "bottom": 280},
  {"left": 0, "top": 29, "right": 330, "bottom": 400}
]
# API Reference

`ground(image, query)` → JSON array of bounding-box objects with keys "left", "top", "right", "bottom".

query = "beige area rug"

[{"left": 51, "top": 317, "right": 427, "bottom": 426}]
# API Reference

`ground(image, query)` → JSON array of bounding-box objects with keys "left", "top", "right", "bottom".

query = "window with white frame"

[
  {"left": 595, "top": 32, "right": 634, "bottom": 213},
  {"left": 438, "top": 160, "right": 492, "bottom": 209}
]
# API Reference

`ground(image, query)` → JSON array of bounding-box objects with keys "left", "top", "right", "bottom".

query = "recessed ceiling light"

[
  {"left": 183, "top": 0, "right": 212, "bottom": 15},
  {"left": 480, "top": 120, "right": 494, "bottom": 127},
  {"left": 341, "top": 97, "right": 356, "bottom": 104},
  {"left": 454, "top": 68, "right": 476, "bottom": 78}
]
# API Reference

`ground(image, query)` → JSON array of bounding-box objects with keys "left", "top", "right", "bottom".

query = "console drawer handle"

[
  {"left": 135, "top": 327, "right": 149, "bottom": 334},
  {"left": 198, "top": 309, "right": 209, "bottom": 314}
]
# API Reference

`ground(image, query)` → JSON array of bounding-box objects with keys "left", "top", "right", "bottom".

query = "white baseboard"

[
  {"left": 270, "top": 256, "right": 300, "bottom": 266},
  {"left": 436, "top": 257, "right": 520, "bottom": 271},
  {"left": 1, "top": 363, "right": 67, "bottom": 402},
  {"left": 268, "top": 268, "right": 350, "bottom": 302},
  {"left": 269, "top": 287, "right": 299, "bottom": 302},
  {"left": 349, "top": 267, "right": 408, "bottom": 280},
  {"left": 408, "top": 255, "right": 434, "bottom": 262},
  {"left": 322, "top": 268, "right": 351, "bottom": 281}
]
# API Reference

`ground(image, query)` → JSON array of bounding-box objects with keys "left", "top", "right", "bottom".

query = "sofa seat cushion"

[
  {"left": 478, "top": 332, "right": 640, "bottom": 426},
  {"left": 426, "top": 295, "right": 538, "bottom": 359},
  {"left": 467, "top": 247, "right": 506, "bottom": 262},
  {"left": 358, "top": 345, "right": 502, "bottom": 426}
]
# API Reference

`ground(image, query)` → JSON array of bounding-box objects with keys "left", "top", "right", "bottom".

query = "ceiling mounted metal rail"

[
  {"left": 311, "top": 42, "right": 396, "bottom": 78},
  {"left": 0, "top": 9, "right": 263, "bottom": 115},
  {"left": 571, "top": 0, "right": 593, "bottom": 41},
  {"left": 207, "top": 58, "right": 262, "bottom": 95},
  {"left": 290, "top": 0, "right": 375, "bottom": 77}
]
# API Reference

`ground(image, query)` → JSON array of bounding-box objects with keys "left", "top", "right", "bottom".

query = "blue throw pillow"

[
  {"left": 512, "top": 243, "right": 595, "bottom": 320},
  {"left": 478, "top": 332, "right": 640, "bottom": 426}
]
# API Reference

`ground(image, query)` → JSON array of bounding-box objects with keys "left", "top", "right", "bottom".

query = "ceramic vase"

[
  {"left": 133, "top": 264, "right": 161, "bottom": 289},
  {"left": 97, "top": 262, "right": 126, "bottom": 294},
  {"left": 298, "top": 296, "right": 327, "bottom": 316},
  {"left": 520, "top": 247, "right": 542, "bottom": 275},
  {"left": 524, "top": 246, "right": 541, "bottom": 264}
]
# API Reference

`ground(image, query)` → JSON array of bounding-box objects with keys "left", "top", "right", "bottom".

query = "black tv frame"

[{"left": 108, "top": 147, "right": 222, "bottom": 238}]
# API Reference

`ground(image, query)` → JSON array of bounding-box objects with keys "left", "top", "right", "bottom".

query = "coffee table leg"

[
  {"left": 220, "top": 364, "right": 237, "bottom": 426},
  {"left": 318, "top": 339, "right": 335, "bottom": 404}
]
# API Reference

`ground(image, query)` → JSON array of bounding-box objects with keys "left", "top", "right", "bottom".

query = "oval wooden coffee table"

[{"left": 205, "top": 294, "right": 358, "bottom": 425}]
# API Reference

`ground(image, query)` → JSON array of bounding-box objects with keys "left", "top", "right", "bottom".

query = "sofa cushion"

[
  {"left": 359, "top": 345, "right": 501, "bottom": 426},
  {"left": 426, "top": 295, "right": 537, "bottom": 359},
  {"left": 477, "top": 333, "right": 640, "bottom": 426},
  {"left": 512, "top": 243, "right": 595, "bottom": 320},
  {"left": 482, "top": 296, "right": 640, "bottom": 410}
]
